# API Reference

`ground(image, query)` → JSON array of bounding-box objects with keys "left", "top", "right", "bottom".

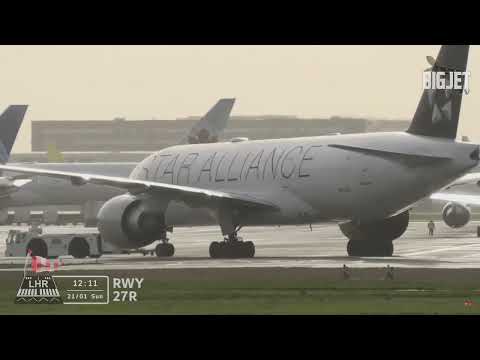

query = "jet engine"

[
  {"left": 442, "top": 202, "right": 471, "bottom": 228},
  {"left": 97, "top": 194, "right": 167, "bottom": 248}
]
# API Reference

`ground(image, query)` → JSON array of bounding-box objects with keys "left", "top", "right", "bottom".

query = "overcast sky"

[{"left": 0, "top": 45, "right": 477, "bottom": 153}]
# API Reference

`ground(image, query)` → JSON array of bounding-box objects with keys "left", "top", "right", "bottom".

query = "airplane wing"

[
  {"left": 0, "top": 178, "right": 32, "bottom": 198},
  {"left": 0, "top": 164, "right": 279, "bottom": 212},
  {"left": 430, "top": 192, "right": 480, "bottom": 206},
  {"left": 430, "top": 172, "right": 480, "bottom": 206},
  {"left": 442, "top": 172, "right": 480, "bottom": 189}
]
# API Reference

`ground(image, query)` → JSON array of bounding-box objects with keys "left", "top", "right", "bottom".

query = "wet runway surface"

[{"left": 1, "top": 221, "right": 480, "bottom": 271}]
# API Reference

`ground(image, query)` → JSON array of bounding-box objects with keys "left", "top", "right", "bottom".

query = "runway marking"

[
  {"left": 401, "top": 243, "right": 480, "bottom": 257},
  {"left": 457, "top": 252, "right": 480, "bottom": 259}
]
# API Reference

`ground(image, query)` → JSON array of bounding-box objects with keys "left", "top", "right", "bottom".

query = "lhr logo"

[
  {"left": 15, "top": 274, "right": 62, "bottom": 304},
  {"left": 15, "top": 251, "right": 63, "bottom": 304}
]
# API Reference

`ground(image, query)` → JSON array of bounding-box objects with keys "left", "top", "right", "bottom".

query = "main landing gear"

[
  {"left": 209, "top": 205, "right": 256, "bottom": 259},
  {"left": 209, "top": 229, "right": 255, "bottom": 259},
  {"left": 346, "top": 239, "right": 393, "bottom": 257},
  {"left": 340, "top": 211, "right": 409, "bottom": 257}
]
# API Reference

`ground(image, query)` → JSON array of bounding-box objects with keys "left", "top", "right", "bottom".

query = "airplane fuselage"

[{"left": 129, "top": 132, "right": 478, "bottom": 227}]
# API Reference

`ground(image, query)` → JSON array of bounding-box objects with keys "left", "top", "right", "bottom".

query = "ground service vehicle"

[{"left": 4, "top": 225, "right": 118, "bottom": 258}]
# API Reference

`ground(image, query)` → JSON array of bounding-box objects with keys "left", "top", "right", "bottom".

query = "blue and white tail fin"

[
  {"left": 185, "top": 98, "right": 235, "bottom": 144},
  {"left": 407, "top": 45, "right": 470, "bottom": 139},
  {"left": 0, "top": 105, "right": 28, "bottom": 163}
]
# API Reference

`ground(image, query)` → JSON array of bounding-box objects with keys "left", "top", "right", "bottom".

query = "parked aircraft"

[{"left": 0, "top": 99, "right": 235, "bottom": 214}]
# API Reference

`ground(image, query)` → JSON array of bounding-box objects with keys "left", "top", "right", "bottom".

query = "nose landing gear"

[
  {"left": 155, "top": 242, "right": 175, "bottom": 257},
  {"left": 155, "top": 241, "right": 175, "bottom": 257},
  {"left": 154, "top": 230, "right": 175, "bottom": 257}
]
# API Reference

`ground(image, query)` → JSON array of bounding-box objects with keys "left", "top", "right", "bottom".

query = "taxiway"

[{"left": 1, "top": 221, "right": 480, "bottom": 271}]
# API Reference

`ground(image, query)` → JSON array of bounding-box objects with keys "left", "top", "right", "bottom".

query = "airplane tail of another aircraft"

[
  {"left": 185, "top": 98, "right": 235, "bottom": 144},
  {"left": 407, "top": 45, "right": 470, "bottom": 140},
  {"left": 0, "top": 105, "right": 28, "bottom": 164}
]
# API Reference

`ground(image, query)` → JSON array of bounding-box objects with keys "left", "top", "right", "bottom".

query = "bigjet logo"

[
  {"left": 423, "top": 70, "right": 471, "bottom": 95},
  {"left": 421, "top": 56, "right": 471, "bottom": 125}
]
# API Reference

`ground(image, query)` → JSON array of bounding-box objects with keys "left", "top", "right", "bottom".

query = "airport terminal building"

[
  {"left": 15, "top": 116, "right": 410, "bottom": 163},
  {"left": 31, "top": 116, "right": 374, "bottom": 152}
]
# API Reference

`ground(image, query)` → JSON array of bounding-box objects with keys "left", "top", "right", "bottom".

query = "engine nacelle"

[
  {"left": 442, "top": 202, "right": 471, "bottom": 228},
  {"left": 97, "top": 194, "right": 167, "bottom": 248}
]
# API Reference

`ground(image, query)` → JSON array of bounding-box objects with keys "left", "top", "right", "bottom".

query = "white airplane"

[
  {"left": 0, "top": 99, "right": 235, "bottom": 210},
  {"left": 0, "top": 45, "right": 477, "bottom": 259},
  {"left": 0, "top": 105, "right": 33, "bottom": 195},
  {"left": 430, "top": 173, "right": 480, "bottom": 230}
]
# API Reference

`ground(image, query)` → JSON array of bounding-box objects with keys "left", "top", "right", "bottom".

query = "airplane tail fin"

[
  {"left": 407, "top": 45, "right": 470, "bottom": 139},
  {"left": 0, "top": 105, "right": 28, "bottom": 163},
  {"left": 47, "top": 143, "right": 64, "bottom": 162},
  {"left": 185, "top": 98, "right": 235, "bottom": 144}
]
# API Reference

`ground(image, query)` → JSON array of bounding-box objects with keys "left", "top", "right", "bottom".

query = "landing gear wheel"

[
  {"left": 347, "top": 240, "right": 359, "bottom": 257},
  {"left": 244, "top": 241, "right": 255, "bottom": 258},
  {"left": 209, "top": 240, "right": 255, "bottom": 259},
  {"left": 382, "top": 241, "right": 394, "bottom": 257},
  {"left": 347, "top": 239, "right": 393, "bottom": 257},
  {"left": 165, "top": 243, "right": 174, "bottom": 257},
  {"left": 155, "top": 243, "right": 175, "bottom": 257},
  {"left": 26, "top": 238, "right": 48, "bottom": 258},
  {"left": 155, "top": 244, "right": 164, "bottom": 257},
  {"left": 68, "top": 237, "right": 90, "bottom": 259},
  {"left": 209, "top": 241, "right": 221, "bottom": 258}
]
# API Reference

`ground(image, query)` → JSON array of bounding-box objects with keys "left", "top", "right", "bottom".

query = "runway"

[{"left": 1, "top": 221, "right": 480, "bottom": 271}]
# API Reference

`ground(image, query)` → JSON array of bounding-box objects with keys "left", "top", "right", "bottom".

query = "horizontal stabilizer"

[{"left": 328, "top": 144, "right": 451, "bottom": 162}]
